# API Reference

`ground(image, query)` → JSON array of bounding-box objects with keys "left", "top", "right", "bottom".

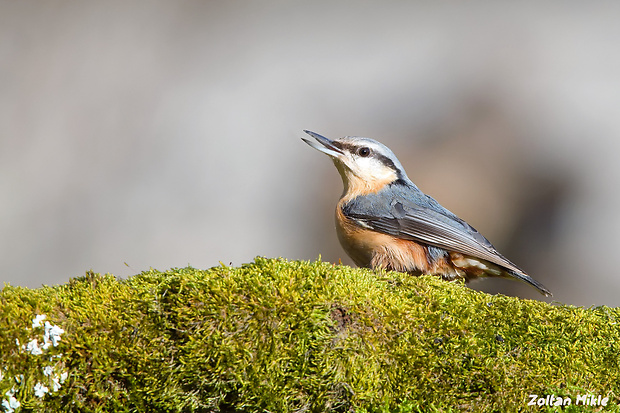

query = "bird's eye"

[{"left": 358, "top": 147, "right": 371, "bottom": 157}]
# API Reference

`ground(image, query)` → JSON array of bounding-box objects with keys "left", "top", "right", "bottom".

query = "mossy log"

[{"left": 0, "top": 258, "right": 618, "bottom": 412}]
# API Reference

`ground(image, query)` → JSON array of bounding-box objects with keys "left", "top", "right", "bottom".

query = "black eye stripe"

[
  {"left": 336, "top": 142, "right": 356, "bottom": 152},
  {"left": 337, "top": 142, "right": 398, "bottom": 172},
  {"left": 338, "top": 143, "right": 372, "bottom": 156},
  {"left": 376, "top": 154, "right": 397, "bottom": 171}
]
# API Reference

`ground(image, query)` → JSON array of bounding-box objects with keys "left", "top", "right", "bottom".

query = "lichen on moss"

[{"left": 0, "top": 257, "right": 619, "bottom": 412}]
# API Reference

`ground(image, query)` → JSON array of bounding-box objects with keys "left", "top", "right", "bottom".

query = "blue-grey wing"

[{"left": 342, "top": 185, "right": 526, "bottom": 275}]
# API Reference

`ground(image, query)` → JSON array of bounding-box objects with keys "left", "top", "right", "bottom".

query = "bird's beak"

[{"left": 302, "top": 130, "right": 344, "bottom": 158}]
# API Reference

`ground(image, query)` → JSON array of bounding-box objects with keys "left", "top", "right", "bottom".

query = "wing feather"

[
  {"left": 366, "top": 209, "right": 524, "bottom": 274},
  {"left": 342, "top": 188, "right": 524, "bottom": 275}
]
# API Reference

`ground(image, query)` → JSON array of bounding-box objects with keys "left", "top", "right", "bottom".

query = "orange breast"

[{"left": 335, "top": 203, "right": 433, "bottom": 274}]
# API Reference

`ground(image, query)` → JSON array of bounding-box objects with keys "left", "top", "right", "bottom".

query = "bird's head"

[{"left": 302, "top": 130, "right": 408, "bottom": 196}]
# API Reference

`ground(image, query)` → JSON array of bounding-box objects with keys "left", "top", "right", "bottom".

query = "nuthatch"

[{"left": 302, "top": 130, "right": 552, "bottom": 296}]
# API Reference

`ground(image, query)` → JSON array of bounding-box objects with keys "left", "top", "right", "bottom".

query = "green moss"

[{"left": 1, "top": 257, "right": 619, "bottom": 412}]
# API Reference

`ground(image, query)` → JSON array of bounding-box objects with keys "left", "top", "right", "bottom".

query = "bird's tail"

[{"left": 506, "top": 269, "right": 552, "bottom": 297}]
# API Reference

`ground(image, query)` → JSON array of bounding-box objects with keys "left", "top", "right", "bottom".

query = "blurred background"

[{"left": 2, "top": 1, "right": 619, "bottom": 306}]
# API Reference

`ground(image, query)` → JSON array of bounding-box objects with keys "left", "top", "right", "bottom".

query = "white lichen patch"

[
  {"left": 43, "top": 322, "right": 64, "bottom": 348},
  {"left": 1, "top": 390, "right": 20, "bottom": 413},
  {"left": 33, "top": 382, "right": 49, "bottom": 398},
  {"left": 1, "top": 314, "right": 70, "bottom": 411},
  {"left": 31, "top": 315, "right": 46, "bottom": 329},
  {"left": 51, "top": 372, "right": 68, "bottom": 392},
  {"left": 25, "top": 339, "right": 43, "bottom": 356}
]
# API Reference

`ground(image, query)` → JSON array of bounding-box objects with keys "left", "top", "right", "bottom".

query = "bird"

[{"left": 302, "top": 130, "right": 552, "bottom": 296}]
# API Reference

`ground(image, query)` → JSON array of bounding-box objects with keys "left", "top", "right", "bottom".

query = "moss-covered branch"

[{"left": 0, "top": 258, "right": 618, "bottom": 412}]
